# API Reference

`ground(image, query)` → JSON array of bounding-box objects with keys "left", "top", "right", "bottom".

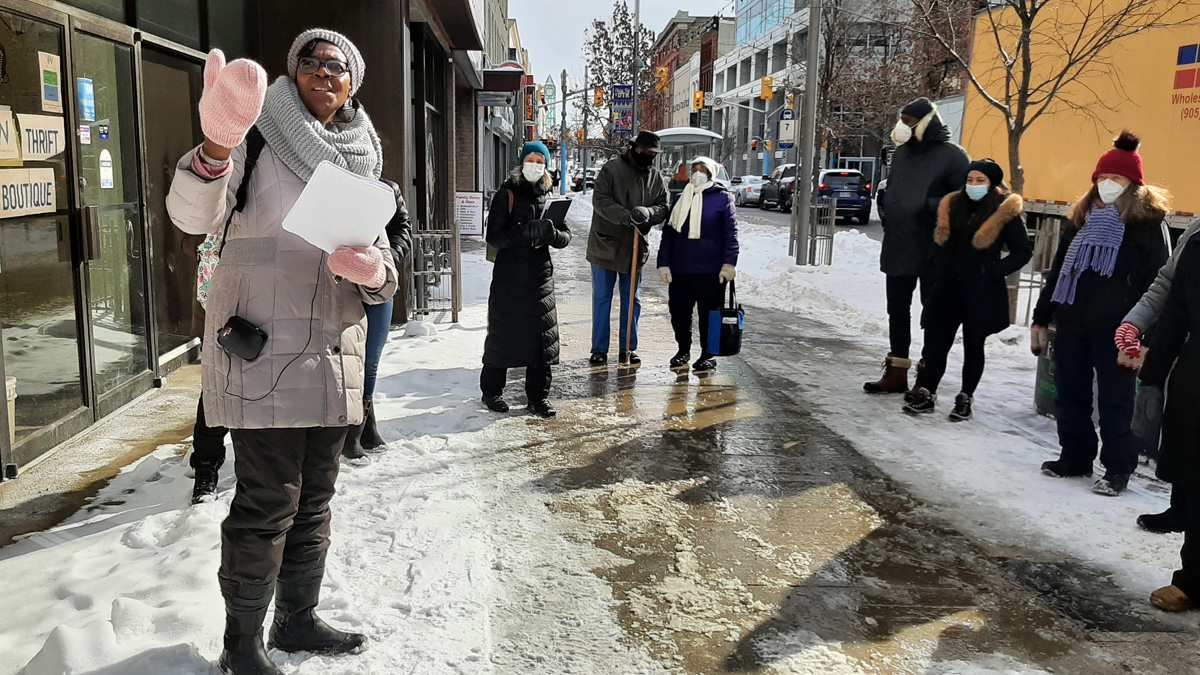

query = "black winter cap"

[
  {"left": 967, "top": 158, "right": 1004, "bottom": 187},
  {"left": 901, "top": 97, "right": 934, "bottom": 120},
  {"left": 633, "top": 130, "right": 662, "bottom": 153}
]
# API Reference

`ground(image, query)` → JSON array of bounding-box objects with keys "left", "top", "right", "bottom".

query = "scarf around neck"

[
  {"left": 255, "top": 77, "right": 383, "bottom": 182},
  {"left": 668, "top": 180, "right": 712, "bottom": 239},
  {"left": 1051, "top": 204, "right": 1126, "bottom": 306}
]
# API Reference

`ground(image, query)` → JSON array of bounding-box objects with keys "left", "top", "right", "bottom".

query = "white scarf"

[{"left": 668, "top": 156, "right": 720, "bottom": 239}]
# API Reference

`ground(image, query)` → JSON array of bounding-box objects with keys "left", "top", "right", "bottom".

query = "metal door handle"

[{"left": 81, "top": 205, "right": 101, "bottom": 261}]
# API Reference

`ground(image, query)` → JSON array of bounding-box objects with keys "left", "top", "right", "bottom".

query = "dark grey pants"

[{"left": 220, "top": 426, "right": 349, "bottom": 585}]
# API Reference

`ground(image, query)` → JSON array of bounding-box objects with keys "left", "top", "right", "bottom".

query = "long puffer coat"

[
  {"left": 880, "top": 112, "right": 971, "bottom": 277},
  {"left": 1140, "top": 237, "right": 1200, "bottom": 484},
  {"left": 921, "top": 190, "right": 1032, "bottom": 336},
  {"left": 483, "top": 174, "right": 572, "bottom": 368},
  {"left": 167, "top": 142, "right": 398, "bottom": 429}
]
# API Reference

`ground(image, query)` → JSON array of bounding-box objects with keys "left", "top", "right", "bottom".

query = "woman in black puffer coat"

[
  {"left": 904, "top": 159, "right": 1031, "bottom": 420},
  {"left": 481, "top": 142, "right": 571, "bottom": 417}
]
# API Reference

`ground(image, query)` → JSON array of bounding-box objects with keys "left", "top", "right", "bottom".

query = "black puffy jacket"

[
  {"left": 483, "top": 175, "right": 572, "bottom": 368},
  {"left": 381, "top": 179, "right": 413, "bottom": 269},
  {"left": 880, "top": 114, "right": 970, "bottom": 276}
]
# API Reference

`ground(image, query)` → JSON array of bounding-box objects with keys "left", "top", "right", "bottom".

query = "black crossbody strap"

[
  {"left": 217, "top": 126, "right": 266, "bottom": 257},
  {"left": 727, "top": 279, "right": 738, "bottom": 309}
]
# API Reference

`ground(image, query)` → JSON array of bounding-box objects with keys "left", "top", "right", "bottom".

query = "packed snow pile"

[{"left": 403, "top": 320, "right": 439, "bottom": 337}]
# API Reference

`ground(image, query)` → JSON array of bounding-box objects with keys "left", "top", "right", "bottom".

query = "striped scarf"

[
  {"left": 256, "top": 77, "right": 383, "bottom": 182},
  {"left": 1051, "top": 204, "right": 1126, "bottom": 306}
]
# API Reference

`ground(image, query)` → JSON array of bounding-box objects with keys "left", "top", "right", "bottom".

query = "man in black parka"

[{"left": 866, "top": 97, "right": 970, "bottom": 394}]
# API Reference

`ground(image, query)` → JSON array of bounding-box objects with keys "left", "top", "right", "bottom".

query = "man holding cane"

[{"left": 586, "top": 130, "right": 670, "bottom": 365}]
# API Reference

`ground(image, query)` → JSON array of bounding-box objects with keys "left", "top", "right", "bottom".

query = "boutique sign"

[{"left": 0, "top": 168, "right": 57, "bottom": 218}]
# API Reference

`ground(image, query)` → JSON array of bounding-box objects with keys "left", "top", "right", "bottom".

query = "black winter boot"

[
  {"left": 268, "top": 570, "right": 366, "bottom": 655},
  {"left": 360, "top": 398, "right": 386, "bottom": 453},
  {"left": 191, "top": 459, "right": 221, "bottom": 505},
  {"left": 902, "top": 388, "right": 936, "bottom": 415},
  {"left": 482, "top": 394, "right": 510, "bottom": 413},
  {"left": 218, "top": 577, "right": 281, "bottom": 675},
  {"left": 529, "top": 400, "right": 557, "bottom": 418},
  {"left": 340, "top": 424, "right": 370, "bottom": 466},
  {"left": 670, "top": 349, "right": 691, "bottom": 369},
  {"left": 949, "top": 393, "right": 973, "bottom": 422}
]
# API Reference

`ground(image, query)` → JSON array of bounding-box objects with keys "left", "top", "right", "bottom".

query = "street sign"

[
  {"left": 780, "top": 108, "right": 795, "bottom": 121},
  {"left": 704, "top": 92, "right": 714, "bottom": 107},
  {"left": 778, "top": 119, "right": 796, "bottom": 148},
  {"left": 714, "top": 96, "right": 724, "bottom": 106}
]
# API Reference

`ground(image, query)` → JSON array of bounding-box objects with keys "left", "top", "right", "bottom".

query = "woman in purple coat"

[{"left": 658, "top": 156, "right": 740, "bottom": 372}]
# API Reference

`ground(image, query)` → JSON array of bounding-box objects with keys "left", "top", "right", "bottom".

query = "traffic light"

[
  {"left": 750, "top": 140, "right": 758, "bottom": 151},
  {"left": 760, "top": 76, "right": 774, "bottom": 100},
  {"left": 765, "top": 140, "right": 773, "bottom": 151},
  {"left": 593, "top": 88, "right": 604, "bottom": 107},
  {"left": 656, "top": 66, "right": 670, "bottom": 92},
  {"left": 786, "top": 92, "right": 795, "bottom": 109},
  {"left": 693, "top": 90, "right": 704, "bottom": 110},
  {"left": 538, "top": 84, "right": 545, "bottom": 104}
]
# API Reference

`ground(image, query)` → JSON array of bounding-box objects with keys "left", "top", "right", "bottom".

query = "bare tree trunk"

[{"left": 1007, "top": 127, "right": 1024, "bottom": 195}]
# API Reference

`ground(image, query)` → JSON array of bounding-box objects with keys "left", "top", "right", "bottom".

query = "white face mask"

[
  {"left": 690, "top": 171, "right": 710, "bottom": 187},
  {"left": 1097, "top": 178, "right": 1125, "bottom": 205},
  {"left": 522, "top": 161, "right": 545, "bottom": 182},
  {"left": 892, "top": 120, "right": 913, "bottom": 145}
]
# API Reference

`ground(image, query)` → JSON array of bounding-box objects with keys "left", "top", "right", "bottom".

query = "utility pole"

[
  {"left": 561, "top": 69, "right": 569, "bottom": 194},
  {"left": 631, "top": 0, "right": 641, "bottom": 134},
  {"left": 582, "top": 65, "right": 590, "bottom": 184},
  {"left": 794, "top": 0, "right": 821, "bottom": 266}
]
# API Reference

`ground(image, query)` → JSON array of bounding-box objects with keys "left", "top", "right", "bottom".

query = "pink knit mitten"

[
  {"left": 328, "top": 246, "right": 386, "bottom": 288},
  {"left": 198, "top": 49, "right": 267, "bottom": 149}
]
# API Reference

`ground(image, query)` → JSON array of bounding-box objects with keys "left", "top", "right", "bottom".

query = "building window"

[
  {"left": 772, "top": 41, "right": 788, "bottom": 73},
  {"left": 137, "top": 0, "right": 202, "bottom": 49},
  {"left": 755, "top": 49, "right": 768, "bottom": 78},
  {"left": 61, "top": 1, "right": 125, "bottom": 22}
]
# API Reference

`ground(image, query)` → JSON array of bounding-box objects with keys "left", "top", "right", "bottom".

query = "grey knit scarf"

[{"left": 256, "top": 76, "right": 383, "bottom": 181}]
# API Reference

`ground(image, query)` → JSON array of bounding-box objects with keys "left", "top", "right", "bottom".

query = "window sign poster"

[
  {"left": 98, "top": 124, "right": 109, "bottom": 141},
  {"left": 99, "top": 149, "right": 114, "bottom": 189},
  {"left": 76, "top": 78, "right": 95, "bottom": 122},
  {"left": 16, "top": 114, "right": 67, "bottom": 160},
  {"left": 455, "top": 191, "right": 484, "bottom": 236},
  {"left": 0, "top": 111, "right": 20, "bottom": 161},
  {"left": 38, "top": 52, "right": 62, "bottom": 114},
  {"left": 0, "top": 168, "right": 57, "bottom": 218},
  {"left": 78, "top": 124, "right": 91, "bottom": 145}
]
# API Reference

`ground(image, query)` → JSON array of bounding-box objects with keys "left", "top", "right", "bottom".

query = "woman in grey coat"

[
  {"left": 1117, "top": 218, "right": 1200, "bottom": 533},
  {"left": 167, "top": 30, "right": 396, "bottom": 675}
]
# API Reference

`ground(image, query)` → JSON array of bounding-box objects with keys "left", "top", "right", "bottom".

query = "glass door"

[
  {"left": 0, "top": 3, "right": 89, "bottom": 462},
  {"left": 70, "top": 21, "right": 151, "bottom": 417}
]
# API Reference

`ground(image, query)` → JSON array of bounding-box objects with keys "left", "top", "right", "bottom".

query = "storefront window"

[
  {"left": 0, "top": 11, "right": 85, "bottom": 443},
  {"left": 136, "top": 0, "right": 202, "bottom": 49},
  {"left": 61, "top": 0, "right": 125, "bottom": 23}
]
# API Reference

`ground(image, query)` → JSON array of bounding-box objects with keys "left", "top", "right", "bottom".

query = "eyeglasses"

[{"left": 297, "top": 57, "right": 349, "bottom": 77}]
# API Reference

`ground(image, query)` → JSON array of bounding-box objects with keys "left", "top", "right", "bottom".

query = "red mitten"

[
  {"left": 1114, "top": 322, "right": 1142, "bottom": 359},
  {"left": 328, "top": 246, "right": 386, "bottom": 288},
  {"left": 198, "top": 49, "right": 268, "bottom": 149}
]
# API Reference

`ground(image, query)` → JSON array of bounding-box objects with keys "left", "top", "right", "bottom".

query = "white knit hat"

[{"left": 287, "top": 28, "right": 365, "bottom": 96}]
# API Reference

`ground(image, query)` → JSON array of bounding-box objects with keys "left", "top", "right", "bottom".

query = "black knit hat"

[
  {"left": 966, "top": 158, "right": 1004, "bottom": 187},
  {"left": 632, "top": 130, "right": 662, "bottom": 153},
  {"left": 901, "top": 97, "right": 934, "bottom": 120}
]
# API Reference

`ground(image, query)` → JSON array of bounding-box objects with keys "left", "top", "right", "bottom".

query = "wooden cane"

[{"left": 625, "top": 228, "right": 640, "bottom": 360}]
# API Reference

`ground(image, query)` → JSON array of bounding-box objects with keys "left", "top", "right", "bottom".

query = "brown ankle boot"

[
  {"left": 864, "top": 355, "right": 911, "bottom": 394},
  {"left": 904, "top": 360, "right": 927, "bottom": 403}
]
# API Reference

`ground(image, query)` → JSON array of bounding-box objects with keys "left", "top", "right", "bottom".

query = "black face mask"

[{"left": 631, "top": 150, "right": 655, "bottom": 169}]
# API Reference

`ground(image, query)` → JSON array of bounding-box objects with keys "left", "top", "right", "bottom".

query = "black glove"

[
  {"left": 525, "top": 219, "right": 555, "bottom": 247},
  {"left": 630, "top": 206, "right": 653, "bottom": 225},
  {"left": 634, "top": 220, "right": 654, "bottom": 236},
  {"left": 1131, "top": 384, "right": 1165, "bottom": 439}
]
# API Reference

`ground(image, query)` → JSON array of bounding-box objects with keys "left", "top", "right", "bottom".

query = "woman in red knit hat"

[{"left": 1032, "top": 131, "right": 1170, "bottom": 496}]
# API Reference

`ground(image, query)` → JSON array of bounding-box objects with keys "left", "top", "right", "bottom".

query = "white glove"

[
  {"left": 719, "top": 264, "right": 736, "bottom": 283},
  {"left": 658, "top": 267, "right": 672, "bottom": 284}
]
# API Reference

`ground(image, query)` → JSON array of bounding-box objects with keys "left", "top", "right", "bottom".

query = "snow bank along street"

[{"left": 1, "top": 195, "right": 1198, "bottom": 674}]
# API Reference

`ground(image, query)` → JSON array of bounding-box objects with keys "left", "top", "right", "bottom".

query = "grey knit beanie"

[{"left": 287, "top": 28, "right": 365, "bottom": 96}]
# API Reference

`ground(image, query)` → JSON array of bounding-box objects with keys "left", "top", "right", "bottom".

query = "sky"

[{"left": 507, "top": 0, "right": 733, "bottom": 87}]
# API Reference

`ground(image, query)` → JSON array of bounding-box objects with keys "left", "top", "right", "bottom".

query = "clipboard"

[
  {"left": 543, "top": 198, "right": 572, "bottom": 227},
  {"left": 282, "top": 161, "right": 397, "bottom": 253}
]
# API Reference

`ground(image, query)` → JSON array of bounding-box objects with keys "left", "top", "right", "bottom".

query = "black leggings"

[
  {"left": 922, "top": 321, "right": 987, "bottom": 396},
  {"left": 886, "top": 275, "right": 924, "bottom": 358}
]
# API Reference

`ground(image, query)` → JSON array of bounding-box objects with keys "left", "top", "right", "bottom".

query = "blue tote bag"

[{"left": 706, "top": 281, "right": 744, "bottom": 357}]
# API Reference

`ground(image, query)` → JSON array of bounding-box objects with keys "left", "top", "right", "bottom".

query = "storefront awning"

[
  {"left": 482, "top": 61, "right": 526, "bottom": 92},
  {"left": 427, "top": 0, "right": 485, "bottom": 51}
]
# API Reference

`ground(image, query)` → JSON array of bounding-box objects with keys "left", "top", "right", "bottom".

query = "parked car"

[
  {"left": 816, "top": 169, "right": 872, "bottom": 224},
  {"left": 571, "top": 168, "right": 598, "bottom": 192},
  {"left": 759, "top": 164, "right": 797, "bottom": 211},
  {"left": 731, "top": 175, "right": 766, "bottom": 206},
  {"left": 876, "top": 178, "right": 888, "bottom": 223}
]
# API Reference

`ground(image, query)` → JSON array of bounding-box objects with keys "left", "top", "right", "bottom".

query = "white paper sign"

[
  {"left": 38, "top": 52, "right": 62, "bottom": 114},
  {"left": 99, "top": 149, "right": 114, "bottom": 189},
  {"left": 78, "top": 124, "right": 91, "bottom": 145},
  {"left": 0, "top": 111, "right": 19, "bottom": 160},
  {"left": 17, "top": 114, "right": 66, "bottom": 160},
  {"left": 0, "top": 168, "right": 57, "bottom": 218},
  {"left": 455, "top": 191, "right": 484, "bottom": 236},
  {"left": 281, "top": 161, "right": 396, "bottom": 253}
]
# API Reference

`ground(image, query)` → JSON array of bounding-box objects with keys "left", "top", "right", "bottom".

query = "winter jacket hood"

[{"left": 935, "top": 192, "right": 1024, "bottom": 250}]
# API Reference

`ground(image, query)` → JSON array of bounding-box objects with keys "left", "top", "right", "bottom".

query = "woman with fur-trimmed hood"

[
  {"left": 1032, "top": 131, "right": 1170, "bottom": 497},
  {"left": 904, "top": 159, "right": 1031, "bottom": 420}
]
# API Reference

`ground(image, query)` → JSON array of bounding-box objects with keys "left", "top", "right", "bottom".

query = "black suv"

[{"left": 758, "top": 163, "right": 797, "bottom": 212}]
